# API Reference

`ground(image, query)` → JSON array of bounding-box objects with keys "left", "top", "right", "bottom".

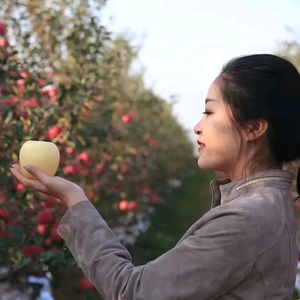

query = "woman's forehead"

[{"left": 206, "top": 82, "right": 222, "bottom": 102}]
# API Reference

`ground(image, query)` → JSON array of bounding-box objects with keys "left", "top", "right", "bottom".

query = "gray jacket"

[{"left": 58, "top": 170, "right": 299, "bottom": 299}]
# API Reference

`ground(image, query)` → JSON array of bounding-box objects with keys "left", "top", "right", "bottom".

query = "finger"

[
  {"left": 23, "top": 165, "right": 50, "bottom": 185},
  {"left": 11, "top": 164, "right": 31, "bottom": 180},
  {"left": 11, "top": 164, "right": 32, "bottom": 182},
  {"left": 11, "top": 164, "right": 21, "bottom": 171},
  {"left": 10, "top": 167, "right": 48, "bottom": 194},
  {"left": 11, "top": 164, "right": 24, "bottom": 177}
]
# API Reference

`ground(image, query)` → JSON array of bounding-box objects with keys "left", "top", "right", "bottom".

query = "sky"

[{"left": 101, "top": 0, "right": 300, "bottom": 142}]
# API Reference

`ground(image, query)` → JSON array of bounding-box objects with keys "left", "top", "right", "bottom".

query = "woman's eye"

[{"left": 202, "top": 110, "right": 212, "bottom": 116}]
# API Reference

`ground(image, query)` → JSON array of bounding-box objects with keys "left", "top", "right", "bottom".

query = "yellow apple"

[{"left": 19, "top": 140, "right": 60, "bottom": 179}]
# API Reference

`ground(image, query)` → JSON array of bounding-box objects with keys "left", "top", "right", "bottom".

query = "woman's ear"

[{"left": 245, "top": 119, "right": 269, "bottom": 142}]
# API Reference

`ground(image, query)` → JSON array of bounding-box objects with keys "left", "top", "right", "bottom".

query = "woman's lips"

[
  {"left": 197, "top": 140, "right": 205, "bottom": 152},
  {"left": 198, "top": 145, "right": 206, "bottom": 152}
]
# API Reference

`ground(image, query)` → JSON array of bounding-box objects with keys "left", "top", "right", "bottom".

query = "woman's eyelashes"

[{"left": 202, "top": 110, "right": 213, "bottom": 116}]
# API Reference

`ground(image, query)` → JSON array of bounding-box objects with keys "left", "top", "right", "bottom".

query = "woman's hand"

[{"left": 10, "top": 164, "right": 88, "bottom": 208}]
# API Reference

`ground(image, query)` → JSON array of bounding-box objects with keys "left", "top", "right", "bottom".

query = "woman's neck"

[{"left": 228, "top": 162, "right": 283, "bottom": 182}]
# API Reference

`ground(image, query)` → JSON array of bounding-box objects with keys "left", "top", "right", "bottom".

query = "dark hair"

[{"left": 216, "top": 54, "right": 300, "bottom": 200}]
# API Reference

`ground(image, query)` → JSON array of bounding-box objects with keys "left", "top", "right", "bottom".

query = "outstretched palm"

[{"left": 10, "top": 164, "right": 85, "bottom": 204}]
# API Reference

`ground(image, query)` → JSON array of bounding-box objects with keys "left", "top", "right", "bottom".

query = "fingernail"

[{"left": 25, "top": 165, "right": 31, "bottom": 170}]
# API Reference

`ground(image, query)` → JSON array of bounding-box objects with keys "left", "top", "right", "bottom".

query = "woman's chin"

[
  {"left": 197, "top": 156, "right": 218, "bottom": 171},
  {"left": 197, "top": 156, "right": 209, "bottom": 169}
]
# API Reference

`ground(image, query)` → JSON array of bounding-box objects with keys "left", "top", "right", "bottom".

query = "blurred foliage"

[{"left": 0, "top": 0, "right": 214, "bottom": 298}]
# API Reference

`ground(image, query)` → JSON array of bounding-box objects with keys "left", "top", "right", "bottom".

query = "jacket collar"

[{"left": 210, "top": 170, "right": 294, "bottom": 208}]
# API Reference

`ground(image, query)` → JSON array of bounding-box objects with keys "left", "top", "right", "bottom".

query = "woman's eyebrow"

[{"left": 205, "top": 98, "right": 218, "bottom": 104}]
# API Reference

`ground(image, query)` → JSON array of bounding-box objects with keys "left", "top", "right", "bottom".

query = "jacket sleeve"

[{"left": 57, "top": 200, "right": 259, "bottom": 300}]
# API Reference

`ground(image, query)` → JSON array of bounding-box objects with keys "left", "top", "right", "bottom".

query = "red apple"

[
  {"left": 48, "top": 126, "right": 63, "bottom": 140},
  {"left": 20, "top": 71, "right": 31, "bottom": 78},
  {"left": 122, "top": 114, "right": 133, "bottom": 124},
  {"left": 0, "top": 23, "right": 7, "bottom": 36},
  {"left": 66, "top": 146, "right": 75, "bottom": 155},
  {"left": 23, "top": 245, "right": 43, "bottom": 257},
  {"left": 0, "top": 38, "right": 9, "bottom": 47},
  {"left": 37, "top": 210, "right": 53, "bottom": 225},
  {"left": 119, "top": 200, "right": 137, "bottom": 211},
  {"left": 127, "top": 201, "right": 137, "bottom": 210},
  {"left": 148, "top": 138, "right": 160, "bottom": 148},
  {"left": 38, "top": 79, "right": 46, "bottom": 87},
  {"left": 16, "top": 183, "right": 25, "bottom": 192},
  {"left": 24, "top": 97, "right": 39, "bottom": 108},
  {"left": 119, "top": 200, "right": 128, "bottom": 211},
  {"left": 0, "top": 208, "right": 9, "bottom": 220},
  {"left": 41, "top": 196, "right": 58, "bottom": 209},
  {"left": 63, "top": 165, "right": 73, "bottom": 174},
  {"left": 17, "top": 79, "right": 25, "bottom": 86},
  {"left": 37, "top": 224, "right": 46, "bottom": 235},
  {"left": 45, "top": 238, "right": 52, "bottom": 246},
  {"left": 77, "top": 152, "right": 90, "bottom": 164},
  {"left": 63, "top": 164, "right": 82, "bottom": 174},
  {"left": 48, "top": 85, "right": 58, "bottom": 97}
]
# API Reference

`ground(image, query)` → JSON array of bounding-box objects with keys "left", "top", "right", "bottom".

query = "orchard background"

[
  {"left": 0, "top": 0, "right": 214, "bottom": 299},
  {"left": 0, "top": 1, "right": 300, "bottom": 299}
]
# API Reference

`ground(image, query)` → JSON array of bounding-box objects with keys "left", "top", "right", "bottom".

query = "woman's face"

[{"left": 194, "top": 82, "right": 243, "bottom": 178}]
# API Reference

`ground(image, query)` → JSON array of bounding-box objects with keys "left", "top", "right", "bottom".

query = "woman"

[{"left": 11, "top": 54, "right": 300, "bottom": 299}]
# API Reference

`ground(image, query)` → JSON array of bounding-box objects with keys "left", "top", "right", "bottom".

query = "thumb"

[{"left": 25, "top": 165, "right": 49, "bottom": 183}]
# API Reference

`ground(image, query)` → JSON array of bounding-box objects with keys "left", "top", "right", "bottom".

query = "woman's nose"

[{"left": 194, "top": 121, "right": 202, "bottom": 135}]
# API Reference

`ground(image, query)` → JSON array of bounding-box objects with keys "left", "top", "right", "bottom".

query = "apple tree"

[{"left": 0, "top": 0, "right": 196, "bottom": 298}]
